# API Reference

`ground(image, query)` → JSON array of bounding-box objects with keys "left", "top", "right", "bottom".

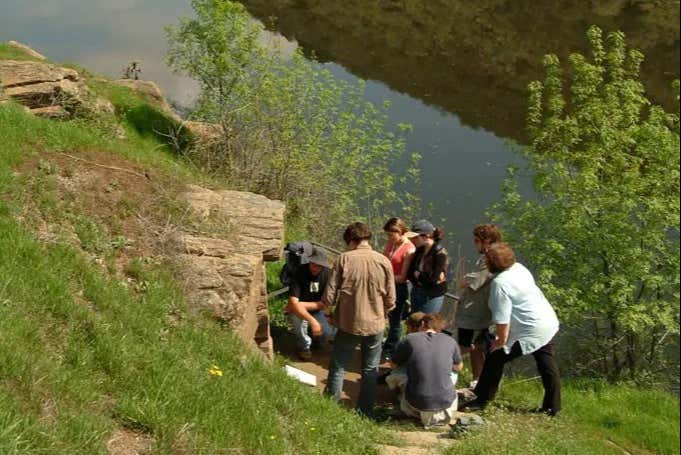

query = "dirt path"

[{"left": 272, "top": 328, "right": 469, "bottom": 454}]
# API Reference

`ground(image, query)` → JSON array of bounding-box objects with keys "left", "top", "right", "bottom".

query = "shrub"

[{"left": 165, "top": 0, "right": 420, "bottom": 241}]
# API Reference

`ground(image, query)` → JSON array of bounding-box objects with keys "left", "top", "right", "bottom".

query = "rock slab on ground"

[{"left": 0, "top": 59, "right": 113, "bottom": 117}]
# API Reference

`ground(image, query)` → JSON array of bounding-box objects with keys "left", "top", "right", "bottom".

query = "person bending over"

[
  {"left": 463, "top": 243, "right": 561, "bottom": 416},
  {"left": 391, "top": 313, "right": 464, "bottom": 428},
  {"left": 285, "top": 248, "right": 336, "bottom": 360}
]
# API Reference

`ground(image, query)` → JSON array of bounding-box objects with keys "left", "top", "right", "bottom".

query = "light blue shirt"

[{"left": 489, "top": 263, "right": 559, "bottom": 354}]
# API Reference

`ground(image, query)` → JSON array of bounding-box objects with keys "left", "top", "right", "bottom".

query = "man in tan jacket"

[{"left": 323, "top": 222, "right": 396, "bottom": 418}]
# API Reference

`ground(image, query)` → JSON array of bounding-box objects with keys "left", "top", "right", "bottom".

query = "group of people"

[{"left": 284, "top": 219, "right": 562, "bottom": 425}]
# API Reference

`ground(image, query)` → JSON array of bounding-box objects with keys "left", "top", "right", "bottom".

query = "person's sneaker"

[
  {"left": 529, "top": 407, "right": 560, "bottom": 417},
  {"left": 468, "top": 380, "right": 478, "bottom": 390},
  {"left": 298, "top": 349, "right": 312, "bottom": 360},
  {"left": 459, "top": 399, "right": 487, "bottom": 413}
]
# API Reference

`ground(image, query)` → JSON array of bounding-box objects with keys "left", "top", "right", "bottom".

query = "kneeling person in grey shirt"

[{"left": 392, "top": 313, "right": 464, "bottom": 428}]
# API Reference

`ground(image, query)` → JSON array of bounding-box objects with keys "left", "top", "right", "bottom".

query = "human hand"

[
  {"left": 310, "top": 320, "right": 323, "bottom": 337},
  {"left": 490, "top": 339, "right": 505, "bottom": 352}
]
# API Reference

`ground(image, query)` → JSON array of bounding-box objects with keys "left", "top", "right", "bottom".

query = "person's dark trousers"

[
  {"left": 473, "top": 336, "right": 561, "bottom": 413},
  {"left": 382, "top": 282, "right": 409, "bottom": 356}
]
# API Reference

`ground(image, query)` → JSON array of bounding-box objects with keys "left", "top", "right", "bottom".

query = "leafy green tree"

[
  {"left": 166, "top": 0, "right": 420, "bottom": 241},
  {"left": 494, "top": 26, "right": 680, "bottom": 381}
]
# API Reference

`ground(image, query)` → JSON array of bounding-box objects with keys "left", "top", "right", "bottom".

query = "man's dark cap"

[
  {"left": 412, "top": 219, "right": 435, "bottom": 236},
  {"left": 308, "top": 247, "right": 331, "bottom": 268}
]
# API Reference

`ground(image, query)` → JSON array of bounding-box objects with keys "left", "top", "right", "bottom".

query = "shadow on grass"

[{"left": 124, "top": 104, "right": 195, "bottom": 154}]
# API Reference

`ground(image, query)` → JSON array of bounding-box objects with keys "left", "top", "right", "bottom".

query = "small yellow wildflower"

[{"left": 209, "top": 365, "right": 223, "bottom": 378}]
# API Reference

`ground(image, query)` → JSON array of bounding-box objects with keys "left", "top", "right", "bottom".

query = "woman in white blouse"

[{"left": 462, "top": 243, "right": 561, "bottom": 416}]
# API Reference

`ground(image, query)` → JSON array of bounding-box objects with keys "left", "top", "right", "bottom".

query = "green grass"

[
  {"left": 2, "top": 49, "right": 679, "bottom": 455},
  {"left": 445, "top": 379, "right": 680, "bottom": 455},
  {"left": 0, "top": 43, "right": 45, "bottom": 61},
  {"left": 0, "top": 98, "right": 385, "bottom": 453}
]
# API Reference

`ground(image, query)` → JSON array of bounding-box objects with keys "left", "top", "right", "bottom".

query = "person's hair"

[
  {"left": 343, "top": 222, "right": 372, "bottom": 244},
  {"left": 473, "top": 224, "right": 502, "bottom": 244},
  {"left": 406, "top": 312, "right": 426, "bottom": 330},
  {"left": 485, "top": 242, "right": 516, "bottom": 274},
  {"left": 383, "top": 217, "right": 408, "bottom": 235},
  {"left": 421, "top": 313, "right": 446, "bottom": 332},
  {"left": 431, "top": 227, "right": 445, "bottom": 242}
]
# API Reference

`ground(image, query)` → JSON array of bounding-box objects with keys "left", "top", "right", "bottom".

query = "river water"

[{"left": 1, "top": 0, "right": 679, "bottom": 259}]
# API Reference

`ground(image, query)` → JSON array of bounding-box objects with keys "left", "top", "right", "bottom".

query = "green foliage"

[
  {"left": 88, "top": 80, "right": 195, "bottom": 153},
  {"left": 0, "top": 43, "right": 44, "bottom": 61},
  {"left": 493, "top": 26, "right": 680, "bottom": 381},
  {"left": 0, "top": 100, "right": 386, "bottom": 454},
  {"left": 165, "top": 0, "right": 420, "bottom": 241}
]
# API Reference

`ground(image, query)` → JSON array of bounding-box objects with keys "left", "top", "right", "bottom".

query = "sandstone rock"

[
  {"left": 178, "top": 252, "right": 265, "bottom": 347},
  {"left": 7, "top": 41, "right": 47, "bottom": 61},
  {"left": 93, "top": 97, "right": 115, "bottom": 115},
  {"left": 0, "top": 60, "right": 120, "bottom": 119},
  {"left": 0, "top": 60, "right": 78, "bottom": 88},
  {"left": 175, "top": 234, "right": 234, "bottom": 258},
  {"left": 3, "top": 79, "right": 82, "bottom": 109},
  {"left": 183, "top": 185, "right": 285, "bottom": 261},
  {"left": 0, "top": 60, "right": 90, "bottom": 117},
  {"left": 112, "top": 79, "right": 175, "bottom": 116},
  {"left": 31, "top": 105, "right": 69, "bottom": 119},
  {"left": 174, "top": 185, "right": 285, "bottom": 359}
]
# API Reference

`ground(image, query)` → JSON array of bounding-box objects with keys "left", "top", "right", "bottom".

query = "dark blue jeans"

[
  {"left": 383, "top": 282, "right": 410, "bottom": 356},
  {"left": 325, "top": 330, "right": 383, "bottom": 417},
  {"left": 410, "top": 286, "right": 445, "bottom": 314}
]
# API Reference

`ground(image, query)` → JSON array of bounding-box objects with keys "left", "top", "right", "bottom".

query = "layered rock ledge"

[
  {"left": 0, "top": 59, "right": 113, "bottom": 118},
  {"left": 171, "top": 185, "right": 285, "bottom": 359}
]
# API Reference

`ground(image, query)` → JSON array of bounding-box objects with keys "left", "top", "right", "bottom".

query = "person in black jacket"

[{"left": 407, "top": 220, "right": 450, "bottom": 314}]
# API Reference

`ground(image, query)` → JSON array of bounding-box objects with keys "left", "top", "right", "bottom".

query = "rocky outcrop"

[
  {"left": 171, "top": 185, "right": 285, "bottom": 358},
  {"left": 0, "top": 60, "right": 113, "bottom": 118},
  {"left": 7, "top": 40, "right": 47, "bottom": 61}
]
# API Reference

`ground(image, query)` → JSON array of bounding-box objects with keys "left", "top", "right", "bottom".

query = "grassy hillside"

[
  {"left": 0, "top": 94, "right": 386, "bottom": 453},
  {"left": 1, "top": 45, "right": 679, "bottom": 454}
]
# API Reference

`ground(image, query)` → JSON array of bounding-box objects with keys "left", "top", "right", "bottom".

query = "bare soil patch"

[{"left": 106, "top": 428, "right": 153, "bottom": 455}]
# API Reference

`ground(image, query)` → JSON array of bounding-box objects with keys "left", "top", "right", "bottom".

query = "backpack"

[{"left": 279, "top": 240, "right": 314, "bottom": 286}]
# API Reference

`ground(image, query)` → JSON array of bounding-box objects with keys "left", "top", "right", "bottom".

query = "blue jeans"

[
  {"left": 383, "top": 283, "right": 410, "bottom": 356},
  {"left": 325, "top": 330, "right": 383, "bottom": 417},
  {"left": 287, "top": 311, "right": 336, "bottom": 350},
  {"left": 410, "top": 287, "right": 445, "bottom": 314}
]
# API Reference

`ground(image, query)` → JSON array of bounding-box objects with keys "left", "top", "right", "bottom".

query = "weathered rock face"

[
  {"left": 171, "top": 185, "right": 285, "bottom": 358},
  {"left": 0, "top": 60, "right": 114, "bottom": 118}
]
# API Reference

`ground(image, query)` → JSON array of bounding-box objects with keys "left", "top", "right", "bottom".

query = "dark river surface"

[{"left": 1, "top": 0, "right": 679, "bottom": 260}]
